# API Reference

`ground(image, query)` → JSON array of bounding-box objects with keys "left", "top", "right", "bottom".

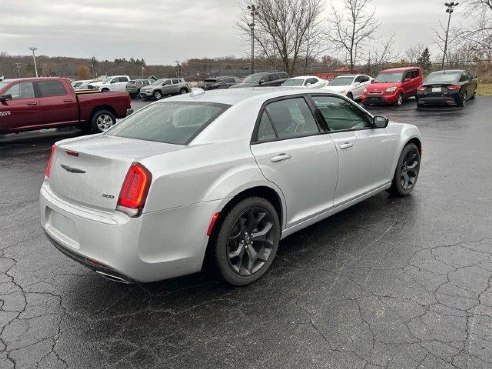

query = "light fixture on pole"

[
  {"left": 29, "top": 47, "right": 38, "bottom": 77},
  {"left": 442, "top": 2, "right": 459, "bottom": 68},
  {"left": 247, "top": 4, "right": 259, "bottom": 75}
]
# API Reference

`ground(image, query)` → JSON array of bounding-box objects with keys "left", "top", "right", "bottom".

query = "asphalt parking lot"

[{"left": 1, "top": 97, "right": 492, "bottom": 369}]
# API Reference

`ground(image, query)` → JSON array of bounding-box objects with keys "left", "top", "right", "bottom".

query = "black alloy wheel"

[
  {"left": 390, "top": 143, "right": 421, "bottom": 196},
  {"left": 212, "top": 197, "right": 280, "bottom": 286}
]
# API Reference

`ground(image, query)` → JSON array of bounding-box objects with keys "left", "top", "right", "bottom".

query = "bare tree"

[
  {"left": 365, "top": 35, "right": 395, "bottom": 76},
  {"left": 327, "top": 0, "right": 380, "bottom": 71},
  {"left": 238, "top": 0, "right": 325, "bottom": 75},
  {"left": 459, "top": 1, "right": 492, "bottom": 59},
  {"left": 405, "top": 44, "right": 426, "bottom": 64}
]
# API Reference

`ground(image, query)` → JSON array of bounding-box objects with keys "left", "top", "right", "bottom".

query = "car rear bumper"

[
  {"left": 40, "top": 182, "right": 220, "bottom": 283},
  {"left": 417, "top": 93, "right": 459, "bottom": 106}
]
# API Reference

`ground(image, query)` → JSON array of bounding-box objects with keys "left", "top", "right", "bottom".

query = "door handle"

[
  {"left": 63, "top": 99, "right": 74, "bottom": 103},
  {"left": 340, "top": 142, "right": 355, "bottom": 149},
  {"left": 270, "top": 153, "right": 292, "bottom": 162},
  {"left": 26, "top": 102, "right": 37, "bottom": 106}
]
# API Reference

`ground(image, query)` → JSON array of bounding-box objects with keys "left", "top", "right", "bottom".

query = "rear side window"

[
  {"left": 37, "top": 81, "right": 66, "bottom": 97},
  {"left": 107, "top": 102, "right": 230, "bottom": 145},
  {"left": 4, "top": 82, "right": 35, "bottom": 99},
  {"left": 172, "top": 79, "right": 179, "bottom": 84},
  {"left": 256, "top": 97, "right": 320, "bottom": 141},
  {"left": 268, "top": 73, "right": 280, "bottom": 81}
]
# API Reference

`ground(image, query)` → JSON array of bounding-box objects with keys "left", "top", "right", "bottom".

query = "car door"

[
  {"left": 250, "top": 96, "right": 339, "bottom": 228},
  {"left": 309, "top": 94, "right": 394, "bottom": 206},
  {"left": 36, "top": 80, "right": 78, "bottom": 126},
  {"left": 0, "top": 81, "right": 40, "bottom": 132}
]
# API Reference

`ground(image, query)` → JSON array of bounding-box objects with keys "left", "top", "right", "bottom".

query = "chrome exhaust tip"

[{"left": 96, "top": 270, "right": 132, "bottom": 284}]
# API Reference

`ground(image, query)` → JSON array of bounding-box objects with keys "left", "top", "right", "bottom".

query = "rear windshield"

[
  {"left": 425, "top": 72, "right": 461, "bottom": 84},
  {"left": 107, "top": 101, "right": 230, "bottom": 145},
  {"left": 375, "top": 72, "right": 403, "bottom": 83}
]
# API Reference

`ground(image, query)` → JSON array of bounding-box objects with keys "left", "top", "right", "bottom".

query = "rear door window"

[
  {"left": 36, "top": 80, "right": 66, "bottom": 97},
  {"left": 258, "top": 97, "right": 320, "bottom": 141}
]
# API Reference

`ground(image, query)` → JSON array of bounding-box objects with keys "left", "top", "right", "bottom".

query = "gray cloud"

[{"left": 0, "top": 0, "right": 470, "bottom": 64}]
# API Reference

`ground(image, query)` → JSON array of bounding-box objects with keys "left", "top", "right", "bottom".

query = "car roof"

[
  {"left": 334, "top": 75, "right": 356, "bottom": 78},
  {"left": 166, "top": 87, "right": 326, "bottom": 106},
  {"left": 0, "top": 77, "right": 68, "bottom": 84},
  {"left": 430, "top": 69, "right": 464, "bottom": 74},
  {"left": 381, "top": 67, "right": 420, "bottom": 72},
  {"left": 289, "top": 75, "right": 319, "bottom": 80}
]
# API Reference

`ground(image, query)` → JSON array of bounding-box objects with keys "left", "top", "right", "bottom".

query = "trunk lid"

[{"left": 48, "top": 135, "right": 183, "bottom": 211}]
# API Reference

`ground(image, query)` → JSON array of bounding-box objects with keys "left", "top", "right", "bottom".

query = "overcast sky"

[{"left": 0, "top": 0, "right": 470, "bottom": 64}]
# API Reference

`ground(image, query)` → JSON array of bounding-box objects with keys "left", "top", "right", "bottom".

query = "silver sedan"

[{"left": 40, "top": 88, "right": 422, "bottom": 286}]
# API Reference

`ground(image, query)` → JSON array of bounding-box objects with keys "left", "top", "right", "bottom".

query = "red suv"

[{"left": 361, "top": 67, "right": 423, "bottom": 106}]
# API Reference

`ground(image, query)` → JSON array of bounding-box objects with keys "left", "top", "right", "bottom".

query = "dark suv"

[
  {"left": 203, "top": 76, "right": 239, "bottom": 90},
  {"left": 230, "top": 72, "right": 290, "bottom": 88}
]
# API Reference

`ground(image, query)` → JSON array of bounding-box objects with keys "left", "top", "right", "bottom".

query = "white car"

[
  {"left": 71, "top": 79, "right": 96, "bottom": 90},
  {"left": 40, "top": 88, "right": 422, "bottom": 286},
  {"left": 282, "top": 76, "right": 327, "bottom": 88},
  {"left": 324, "top": 74, "right": 373, "bottom": 100},
  {"left": 88, "top": 75, "right": 131, "bottom": 92}
]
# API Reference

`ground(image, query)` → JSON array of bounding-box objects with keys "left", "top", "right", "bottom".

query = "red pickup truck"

[{"left": 0, "top": 77, "right": 132, "bottom": 135}]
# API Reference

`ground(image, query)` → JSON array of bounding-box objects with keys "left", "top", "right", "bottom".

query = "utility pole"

[
  {"left": 248, "top": 4, "right": 259, "bottom": 75},
  {"left": 29, "top": 47, "right": 38, "bottom": 77},
  {"left": 14, "top": 63, "right": 22, "bottom": 77},
  {"left": 442, "top": 2, "right": 459, "bottom": 69}
]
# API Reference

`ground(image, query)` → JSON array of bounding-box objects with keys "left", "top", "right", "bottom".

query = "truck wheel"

[
  {"left": 91, "top": 109, "right": 116, "bottom": 133},
  {"left": 153, "top": 91, "right": 162, "bottom": 100}
]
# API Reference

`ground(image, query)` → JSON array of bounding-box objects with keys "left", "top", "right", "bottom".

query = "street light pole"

[
  {"left": 248, "top": 4, "right": 259, "bottom": 75},
  {"left": 29, "top": 47, "right": 38, "bottom": 77},
  {"left": 442, "top": 2, "right": 459, "bottom": 69},
  {"left": 14, "top": 63, "right": 22, "bottom": 78}
]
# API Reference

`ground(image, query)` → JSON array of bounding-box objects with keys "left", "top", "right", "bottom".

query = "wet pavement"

[{"left": 0, "top": 97, "right": 491, "bottom": 368}]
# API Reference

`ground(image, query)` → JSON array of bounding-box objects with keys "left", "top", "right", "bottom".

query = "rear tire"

[
  {"left": 211, "top": 197, "right": 280, "bottom": 286},
  {"left": 91, "top": 109, "right": 116, "bottom": 133},
  {"left": 389, "top": 143, "right": 421, "bottom": 196},
  {"left": 470, "top": 89, "right": 476, "bottom": 100},
  {"left": 179, "top": 88, "right": 188, "bottom": 95},
  {"left": 458, "top": 92, "right": 467, "bottom": 107}
]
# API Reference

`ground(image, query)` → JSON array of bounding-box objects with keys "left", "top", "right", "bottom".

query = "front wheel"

[
  {"left": 395, "top": 94, "right": 403, "bottom": 106},
  {"left": 153, "top": 90, "right": 163, "bottom": 100},
  {"left": 389, "top": 143, "right": 421, "bottom": 196},
  {"left": 346, "top": 92, "right": 354, "bottom": 100},
  {"left": 91, "top": 109, "right": 116, "bottom": 133},
  {"left": 212, "top": 197, "right": 280, "bottom": 286}
]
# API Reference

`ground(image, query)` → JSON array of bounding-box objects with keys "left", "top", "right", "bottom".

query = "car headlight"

[
  {"left": 340, "top": 90, "right": 347, "bottom": 95},
  {"left": 386, "top": 87, "right": 397, "bottom": 93}
]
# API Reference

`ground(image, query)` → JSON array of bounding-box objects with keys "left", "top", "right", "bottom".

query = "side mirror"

[
  {"left": 403, "top": 78, "right": 411, "bottom": 83},
  {"left": 0, "top": 94, "right": 12, "bottom": 102},
  {"left": 373, "top": 116, "right": 389, "bottom": 128}
]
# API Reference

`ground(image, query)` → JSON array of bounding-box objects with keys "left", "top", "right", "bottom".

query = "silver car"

[
  {"left": 40, "top": 88, "right": 422, "bottom": 286},
  {"left": 139, "top": 78, "right": 191, "bottom": 100}
]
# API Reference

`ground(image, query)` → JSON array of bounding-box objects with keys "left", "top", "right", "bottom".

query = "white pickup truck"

[{"left": 88, "top": 75, "right": 131, "bottom": 92}]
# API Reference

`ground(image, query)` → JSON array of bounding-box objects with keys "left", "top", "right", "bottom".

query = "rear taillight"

[
  {"left": 117, "top": 163, "right": 152, "bottom": 217},
  {"left": 45, "top": 145, "right": 56, "bottom": 178},
  {"left": 447, "top": 85, "right": 461, "bottom": 91},
  {"left": 417, "top": 86, "right": 426, "bottom": 91}
]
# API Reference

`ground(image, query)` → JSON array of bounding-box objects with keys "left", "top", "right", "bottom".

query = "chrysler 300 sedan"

[{"left": 40, "top": 88, "right": 422, "bottom": 286}]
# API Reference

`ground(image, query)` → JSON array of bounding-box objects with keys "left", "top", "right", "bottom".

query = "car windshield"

[
  {"left": 241, "top": 73, "right": 265, "bottom": 84},
  {"left": 0, "top": 81, "right": 9, "bottom": 90},
  {"left": 375, "top": 72, "right": 403, "bottom": 83},
  {"left": 107, "top": 102, "right": 230, "bottom": 145},
  {"left": 282, "top": 79, "right": 304, "bottom": 86},
  {"left": 329, "top": 77, "right": 355, "bottom": 86},
  {"left": 425, "top": 72, "right": 461, "bottom": 84},
  {"left": 102, "top": 77, "right": 112, "bottom": 83}
]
